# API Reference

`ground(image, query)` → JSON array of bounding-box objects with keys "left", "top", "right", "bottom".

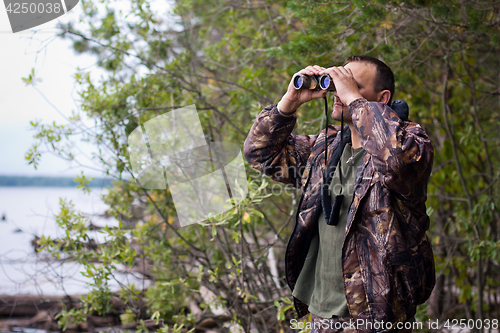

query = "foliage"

[{"left": 28, "top": 0, "right": 500, "bottom": 331}]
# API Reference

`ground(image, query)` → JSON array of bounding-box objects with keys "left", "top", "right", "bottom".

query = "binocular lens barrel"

[
  {"left": 320, "top": 75, "right": 330, "bottom": 89},
  {"left": 295, "top": 76, "right": 303, "bottom": 89},
  {"left": 292, "top": 73, "right": 335, "bottom": 91},
  {"left": 293, "top": 74, "right": 319, "bottom": 90},
  {"left": 319, "top": 74, "right": 335, "bottom": 91}
]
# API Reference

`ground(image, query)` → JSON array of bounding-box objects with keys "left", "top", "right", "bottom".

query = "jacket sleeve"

[
  {"left": 349, "top": 98, "right": 434, "bottom": 201},
  {"left": 243, "top": 104, "right": 319, "bottom": 188}
]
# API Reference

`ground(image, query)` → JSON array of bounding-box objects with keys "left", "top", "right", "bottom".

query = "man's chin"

[
  {"left": 331, "top": 110, "right": 343, "bottom": 121},
  {"left": 331, "top": 106, "right": 351, "bottom": 122}
]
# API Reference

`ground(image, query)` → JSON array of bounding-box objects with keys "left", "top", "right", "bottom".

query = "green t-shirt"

[{"left": 292, "top": 143, "right": 365, "bottom": 318}]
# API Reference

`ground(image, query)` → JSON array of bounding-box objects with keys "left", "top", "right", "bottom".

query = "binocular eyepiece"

[{"left": 292, "top": 73, "right": 335, "bottom": 91}]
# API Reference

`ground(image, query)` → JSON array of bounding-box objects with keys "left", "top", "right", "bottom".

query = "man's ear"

[{"left": 377, "top": 90, "right": 391, "bottom": 104}]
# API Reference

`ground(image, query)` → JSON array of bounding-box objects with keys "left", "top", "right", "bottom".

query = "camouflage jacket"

[{"left": 243, "top": 98, "right": 435, "bottom": 332}]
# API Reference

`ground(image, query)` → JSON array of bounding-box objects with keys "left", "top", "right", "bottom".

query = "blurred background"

[
  {"left": 0, "top": 0, "right": 107, "bottom": 295},
  {"left": 0, "top": 0, "right": 499, "bottom": 332}
]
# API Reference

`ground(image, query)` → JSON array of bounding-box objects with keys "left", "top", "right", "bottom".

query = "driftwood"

[
  {"left": 0, "top": 294, "right": 127, "bottom": 332},
  {"left": 0, "top": 294, "right": 233, "bottom": 333},
  {"left": 0, "top": 294, "right": 78, "bottom": 317}
]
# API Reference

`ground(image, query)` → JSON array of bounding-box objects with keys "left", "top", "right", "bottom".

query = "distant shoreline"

[{"left": 0, "top": 175, "right": 114, "bottom": 188}]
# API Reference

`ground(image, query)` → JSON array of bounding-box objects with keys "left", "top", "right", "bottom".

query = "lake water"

[{"left": 0, "top": 187, "right": 142, "bottom": 295}]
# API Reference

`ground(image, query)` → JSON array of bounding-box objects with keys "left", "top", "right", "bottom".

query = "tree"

[{"left": 28, "top": 0, "right": 500, "bottom": 332}]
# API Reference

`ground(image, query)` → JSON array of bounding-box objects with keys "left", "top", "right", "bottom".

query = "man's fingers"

[
  {"left": 302, "top": 66, "right": 316, "bottom": 75},
  {"left": 286, "top": 65, "right": 358, "bottom": 108},
  {"left": 327, "top": 66, "right": 346, "bottom": 77},
  {"left": 321, "top": 66, "right": 339, "bottom": 78},
  {"left": 297, "top": 65, "right": 324, "bottom": 76},
  {"left": 337, "top": 66, "right": 352, "bottom": 77},
  {"left": 313, "top": 90, "right": 328, "bottom": 98},
  {"left": 296, "top": 65, "right": 352, "bottom": 78},
  {"left": 313, "top": 65, "right": 326, "bottom": 72}
]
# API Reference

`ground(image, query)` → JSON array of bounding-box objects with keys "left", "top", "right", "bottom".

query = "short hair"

[{"left": 345, "top": 55, "right": 395, "bottom": 104}]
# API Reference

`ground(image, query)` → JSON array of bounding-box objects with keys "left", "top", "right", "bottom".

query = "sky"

[
  {"left": 0, "top": 0, "right": 176, "bottom": 178},
  {"left": 0, "top": 1, "right": 106, "bottom": 177}
]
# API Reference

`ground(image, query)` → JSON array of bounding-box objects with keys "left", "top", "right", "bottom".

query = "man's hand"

[
  {"left": 319, "top": 66, "right": 363, "bottom": 106},
  {"left": 277, "top": 65, "right": 328, "bottom": 115}
]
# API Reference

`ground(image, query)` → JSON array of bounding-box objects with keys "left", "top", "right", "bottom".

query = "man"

[{"left": 243, "top": 56, "right": 435, "bottom": 332}]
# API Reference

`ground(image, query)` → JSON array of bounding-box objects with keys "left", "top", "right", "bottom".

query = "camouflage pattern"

[{"left": 243, "top": 98, "right": 435, "bottom": 332}]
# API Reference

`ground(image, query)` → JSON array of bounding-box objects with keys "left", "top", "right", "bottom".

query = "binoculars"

[{"left": 292, "top": 73, "right": 336, "bottom": 91}]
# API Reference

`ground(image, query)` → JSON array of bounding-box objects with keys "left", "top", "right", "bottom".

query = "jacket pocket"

[{"left": 391, "top": 249, "right": 428, "bottom": 307}]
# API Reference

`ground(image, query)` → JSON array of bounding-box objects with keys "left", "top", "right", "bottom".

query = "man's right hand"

[{"left": 277, "top": 65, "right": 328, "bottom": 115}]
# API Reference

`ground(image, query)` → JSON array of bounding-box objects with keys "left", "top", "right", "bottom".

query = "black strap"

[
  {"left": 339, "top": 106, "right": 344, "bottom": 192},
  {"left": 321, "top": 97, "right": 345, "bottom": 226},
  {"left": 323, "top": 96, "right": 328, "bottom": 186}
]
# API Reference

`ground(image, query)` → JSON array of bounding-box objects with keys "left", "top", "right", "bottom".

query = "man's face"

[{"left": 332, "top": 61, "right": 380, "bottom": 123}]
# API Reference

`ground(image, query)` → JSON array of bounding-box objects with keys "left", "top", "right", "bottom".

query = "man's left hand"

[{"left": 319, "top": 66, "right": 363, "bottom": 106}]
